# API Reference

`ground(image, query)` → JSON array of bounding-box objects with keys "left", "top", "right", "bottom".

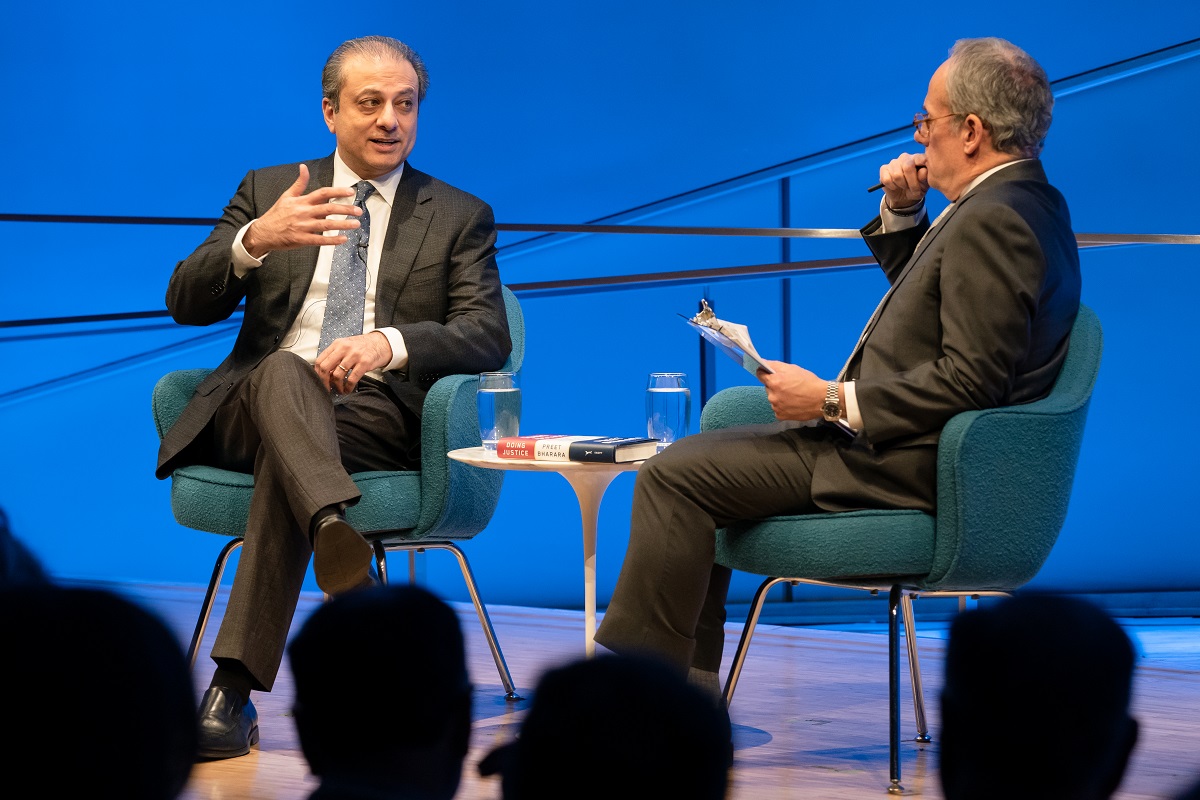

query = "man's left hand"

[
  {"left": 315, "top": 331, "right": 393, "bottom": 393},
  {"left": 757, "top": 360, "right": 826, "bottom": 421}
]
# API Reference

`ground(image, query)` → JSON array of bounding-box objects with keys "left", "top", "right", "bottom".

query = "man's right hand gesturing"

[{"left": 241, "top": 164, "right": 363, "bottom": 258}]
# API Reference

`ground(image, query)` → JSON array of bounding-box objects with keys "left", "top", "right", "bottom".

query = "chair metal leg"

[
  {"left": 723, "top": 577, "right": 790, "bottom": 707},
  {"left": 901, "top": 593, "right": 932, "bottom": 743},
  {"left": 186, "top": 538, "right": 243, "bottom": 671},
  {"left": 372, "top": 540, "right": 390, "bottom": 584},
  {"left": 887, "top": 585, "right": 904, "bottom": 794},
  {"left": 381, "top": 541, "right": 522, "bottom": 701}
]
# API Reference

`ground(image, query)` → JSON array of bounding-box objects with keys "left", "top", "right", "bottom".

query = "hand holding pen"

[{"left": 868, "top": 154, "right": 928, "bottom": 211}]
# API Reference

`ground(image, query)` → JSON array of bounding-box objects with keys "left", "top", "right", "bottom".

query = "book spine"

[
  {"left": 568, "top": 442, "right": 617, "bottom": 463},
  {"left": 533, "top": 440, "right": 574, "bottom": 461},
  {"left": 495, "top": 439, "right": 540, "bottom": 460}
]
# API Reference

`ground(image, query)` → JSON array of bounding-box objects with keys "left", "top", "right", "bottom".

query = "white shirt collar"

[
  {"left": 959, "top": 158, "right": 1031, "bottom": 200},
  {"left": 332, "top": 150, "right": 404, "bottom": 208}
]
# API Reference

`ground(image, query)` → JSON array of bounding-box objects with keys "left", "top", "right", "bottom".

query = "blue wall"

[{"left": 1, "top": 2, "right": 1197, "bottom": 610}]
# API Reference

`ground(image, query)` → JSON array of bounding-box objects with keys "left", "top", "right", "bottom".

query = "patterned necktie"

[{"left": 318, "top": 180, "right": 375, "bottom": 355}]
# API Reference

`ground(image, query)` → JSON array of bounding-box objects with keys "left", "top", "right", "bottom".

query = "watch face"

[{"left": 823, "top": 402, "right": 840, "bottom": 420}]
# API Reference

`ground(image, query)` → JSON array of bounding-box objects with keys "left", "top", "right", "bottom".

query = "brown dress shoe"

[{"left": 312, "top": 512, "right": 372, "bottom": 595}]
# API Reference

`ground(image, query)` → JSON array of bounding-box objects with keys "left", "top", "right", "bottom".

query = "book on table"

[
  {"left": 495, "top": 435, "right": 658, "bottom": 463},
  {"left": 495, "top": 435, "right": 601, "bottom": 461},
  {"left": 567, "top": 436, "right": 659, "bottom": 463}
]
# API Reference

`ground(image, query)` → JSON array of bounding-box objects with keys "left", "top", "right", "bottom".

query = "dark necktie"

[{"left": 318, "top": 180, "right": 375, "bottom": 355}]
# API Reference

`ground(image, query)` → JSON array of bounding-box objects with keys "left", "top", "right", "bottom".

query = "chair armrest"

[
  {"left": 413, "top": 373, "right": 505, "bottom": 539},
  {"left": 152, "top": 369, "right": 212, "bottom": 439},
  {"left": 700, "top": 385, "right": 775, "bottom": 431}
]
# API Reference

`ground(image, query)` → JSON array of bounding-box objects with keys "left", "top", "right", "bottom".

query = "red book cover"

[{"left": 495, "top": 434, "right": 569, "bottom": 460}]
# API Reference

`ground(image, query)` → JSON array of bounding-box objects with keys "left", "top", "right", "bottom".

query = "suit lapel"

[
  {"left": 850, "top": 202, "right": 968, "bottom": 354},
  {"left": 375, "top": 164, "right": 434, "bottom": 325},
  {"left": 283, "top": 156, "right": 336, "bottom": 324},
  {"left": 847, "top": 161, "right": 1046, "bottom": 369}
]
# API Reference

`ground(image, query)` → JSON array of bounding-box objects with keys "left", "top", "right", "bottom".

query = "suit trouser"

[
  {"left": 594, "top": 423, "right": 833, "bottom": 674},
  {"left": 203, "top": 351, "right": 417, "bottom": 691}
]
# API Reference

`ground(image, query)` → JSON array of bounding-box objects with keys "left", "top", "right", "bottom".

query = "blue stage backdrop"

[{"left": 1, "top": 2, "right": 1197, "bottom": 613}]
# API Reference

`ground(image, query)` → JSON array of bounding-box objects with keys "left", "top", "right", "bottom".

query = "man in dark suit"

[
  {"left": 156, "top": 36, "right": 510, "bottom": 758},
  {"left": 595, "top": 37, "right": 1081, "bottom": 689}
]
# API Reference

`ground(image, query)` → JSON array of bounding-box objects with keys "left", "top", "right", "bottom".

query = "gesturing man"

[
  {"left": 156, "top": 36, "right": 510, "bottom": 758},
  {"left": 594, "top": 37, "right": 1081, "bottom": 691}
]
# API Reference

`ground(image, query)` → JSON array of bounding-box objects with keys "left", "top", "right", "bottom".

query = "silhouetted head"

[
  {"left": 484, "top": 653, "right": 733, "bottom": 799},
  {"left": 288, "top": 584, "right": 471, "bottom": 799},
  {"left": 0, "top": 506, "right": 50, "bottom": 587},
  {"left": 940, "top": 594, "right": 1138, "bottom": 800},
  {"left": 0, "top": 585, "right": 196, "bottom": 799}
]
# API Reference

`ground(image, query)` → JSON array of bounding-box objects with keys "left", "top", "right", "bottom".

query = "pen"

[{"left": 867, "top": 164, "right": 927, "bottom": 193}]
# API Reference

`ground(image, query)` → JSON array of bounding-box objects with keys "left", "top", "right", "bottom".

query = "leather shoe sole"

[
  {"left": 197, "top": 685, "right": 259, "bottom": 760},
  {"left": 312, "top": 513, "right": 372, "bottom": 595}
]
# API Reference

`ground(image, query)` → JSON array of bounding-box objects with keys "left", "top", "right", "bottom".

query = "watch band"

[{"left": 822, "top": 381, "right": 841, "bottom": 422}]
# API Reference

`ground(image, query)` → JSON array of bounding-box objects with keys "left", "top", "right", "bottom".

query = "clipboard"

[{"left": 680, "top": 301, "right": 774, "bottom": 375}]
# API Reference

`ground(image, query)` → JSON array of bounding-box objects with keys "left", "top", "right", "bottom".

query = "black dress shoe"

[
  {"left": 197, "top": 685, "right": 259, "bottom": 759},
  {"left": 312, "top": 512, "right": 372, "bottom": 595}
]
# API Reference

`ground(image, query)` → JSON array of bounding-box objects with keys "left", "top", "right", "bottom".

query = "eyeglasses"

[{"left": 912, "top": 112, "right": 959, "bottom": 135}]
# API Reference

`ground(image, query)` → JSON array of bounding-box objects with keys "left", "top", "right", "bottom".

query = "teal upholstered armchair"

[
  {"left": 701, "top": 304, "right": 1103, "bottom": 792},
  {"left": 152, "top": 286, "right": 526, "bottom": 701}
]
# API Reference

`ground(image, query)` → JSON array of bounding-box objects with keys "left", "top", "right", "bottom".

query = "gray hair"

[
  {"left": 945, "top": 38, "right": 1053, "bottom": 158},
  {"left": 322, "top": 36, "right": 430, "bottom": 110}
]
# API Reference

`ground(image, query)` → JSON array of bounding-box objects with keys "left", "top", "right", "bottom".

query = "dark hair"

[
  {"left": 940, "top": 594, "right": 1137, "bottom": 800},
  {"left": 0, "top": 506, "right": 49, "bottom": 586},
  {"left": 0, "top": 586, "right": 197, "bottom": 798},
  {"left": 288, "top": 584, "right": 470, "bottom": 771},
  {"left": 322, "top": 35, "right": 430, "bottom": 110},
  {"left": 489, "top": 654, "right": 733, "bottom": 799}
]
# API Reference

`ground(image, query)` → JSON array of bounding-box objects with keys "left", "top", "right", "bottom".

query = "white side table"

[{"left": 447, "top": 446, "right": 644, "bottom": 656}]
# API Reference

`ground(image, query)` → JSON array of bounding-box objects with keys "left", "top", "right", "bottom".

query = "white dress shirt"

[{"left": 228, "top": 151, "right": 410, "bottom": 379}]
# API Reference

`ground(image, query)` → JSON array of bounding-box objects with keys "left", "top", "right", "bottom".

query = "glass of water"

[
  {"left": 478, "top": 372, "right": 521, "bottom": 451},
  {"left": 646, "top": 372, "right": 691, "bottom": 452}
]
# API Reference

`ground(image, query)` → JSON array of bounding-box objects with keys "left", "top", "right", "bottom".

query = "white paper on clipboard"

[{"left": 681, "top": 300, "right": 775, "bottom": 375}]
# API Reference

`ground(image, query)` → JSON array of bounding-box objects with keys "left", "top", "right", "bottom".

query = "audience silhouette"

[
  {"left": 0, "top": 506, "right": 49, "bottom": 586},
  {"left": 0, "top": 583, "right": 197, "bottom": 798},
  {"left": 940, "top": 593, "right": 1138, "bottom": 800},
  {"left": 287, "top": 584, "right": 473, "bottom": 800},
  {"left": 481, "top": 653, "right": 733, "bottom": 800}
]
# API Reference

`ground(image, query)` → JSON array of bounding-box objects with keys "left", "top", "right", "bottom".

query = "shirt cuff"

[
  {"left": 231, "top": 222, "right": 266, "bottom": 279},
  {"left": 843, "top": 380, "right": 863, "bottom": 431},
  {"left": 377, "top": 327, "right": 409, "bottom": 371},
  {"left": 878, "top": 198, "right": 927, "bottom": 234}
]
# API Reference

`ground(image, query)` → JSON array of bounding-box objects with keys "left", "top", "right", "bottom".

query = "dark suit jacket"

[
  {"left": 810, "top": 159, "right": 1081, "bottom": 513},
  {"left": 156, "top": 156, "right": 511, "bottom": 479}
]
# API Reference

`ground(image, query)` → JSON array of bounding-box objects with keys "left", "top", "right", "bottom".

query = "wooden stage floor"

[{"left": 118, "top": 584, "right": 1200, "bottom": 800}]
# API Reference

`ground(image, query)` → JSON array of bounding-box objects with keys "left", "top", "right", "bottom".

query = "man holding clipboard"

[{"left": 595, "top": 38, "right": 1081, "bottom": 691}]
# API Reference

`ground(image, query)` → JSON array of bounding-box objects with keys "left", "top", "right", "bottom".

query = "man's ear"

[
  {"left": 961, "top": 113, "right": 988, "bottom": 156},
  {"left": 322, "top": 97, "right": 337, "bottom": 134}
]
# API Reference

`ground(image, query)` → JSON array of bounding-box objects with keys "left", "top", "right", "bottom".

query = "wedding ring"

[{"left": 338, "top": 365, "right": 350, "bottom": 373}]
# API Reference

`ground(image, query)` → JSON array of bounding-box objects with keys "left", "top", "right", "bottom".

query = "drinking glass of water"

[
  {"left": 478, "top": 372, "right": 521, "bottom": 451},
  {"left": 646, "top": 372, "right": 691, "bottom": 452}
]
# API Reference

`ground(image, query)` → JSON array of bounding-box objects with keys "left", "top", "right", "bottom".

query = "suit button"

[{"left": 273, "top": 336, "right": 280, "bottom": 344}]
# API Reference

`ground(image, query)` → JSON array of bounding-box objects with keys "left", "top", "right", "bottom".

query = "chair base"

[
  {"left": 372, "top": 539, "right": 522, "bottom": 701},
  {"left": 723, "top": 577, "right": 1009, "bottom": 792},
  {"left": 185, "top": 536, "right": 522, "bottom": 702}
]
